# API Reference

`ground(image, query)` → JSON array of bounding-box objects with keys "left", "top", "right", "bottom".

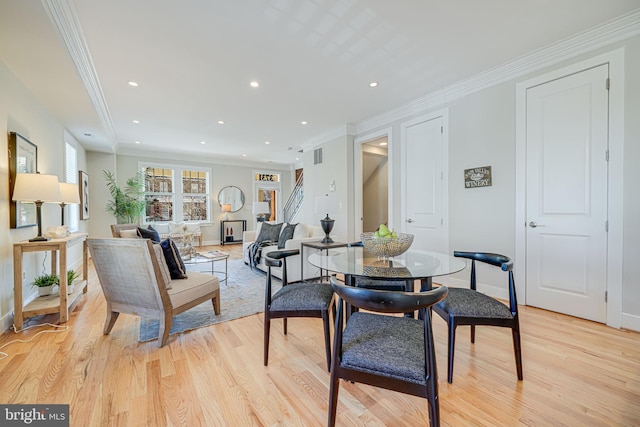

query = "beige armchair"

[{"left": 88, "top": 238, "right": 220, "bottom": 347}]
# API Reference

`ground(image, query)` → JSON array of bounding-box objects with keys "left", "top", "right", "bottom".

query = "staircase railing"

[{"left": 284, "top": 172, "right": 304, "bottom": 223}]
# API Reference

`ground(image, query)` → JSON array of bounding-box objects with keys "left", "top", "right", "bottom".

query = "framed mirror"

[{"left": 217, "top": 186, "right": 244, "bottom": 212}]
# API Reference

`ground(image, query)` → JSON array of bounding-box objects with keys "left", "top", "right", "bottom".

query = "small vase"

[
  {"left": 38, "top": 286, "right": 53, "bottom": 297},
  {"left": 67, "top": 282, "right": 75, "bottom": 294}
]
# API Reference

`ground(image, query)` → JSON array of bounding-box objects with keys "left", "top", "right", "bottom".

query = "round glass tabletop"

[{"left": 308, "top": 247, "right": 466, "bottom": 280}]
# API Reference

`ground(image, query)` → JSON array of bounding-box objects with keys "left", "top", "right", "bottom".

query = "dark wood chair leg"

[
  {"left": 512, "top": 327, "right": 524, "bottom": 380},
  {"left": 447, "top": 320, "right": 457, "bottom": 384},
  {"left": 322, "top": 310, "right": 331, "bottom": 371},
  {"left": 264, "top": 316, "right": 271, "bottom": 366},
  {"left": 328, "top": 364, "right": 340, "bottom": 427},
  {"left": 471, "top": 324, "right": 476, "bottom": 343}
]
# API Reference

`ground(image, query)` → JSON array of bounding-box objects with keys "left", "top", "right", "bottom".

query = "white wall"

[{"left": 0, "top": 60, "right": 87, "bottom": 331}]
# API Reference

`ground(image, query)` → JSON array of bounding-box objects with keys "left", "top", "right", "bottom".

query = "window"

[
  {"left": 65, "top": 142, "right": 79, "bottom": 231},
  {"left": 142, "top": 164, "right": 210, "bottom": 223}
]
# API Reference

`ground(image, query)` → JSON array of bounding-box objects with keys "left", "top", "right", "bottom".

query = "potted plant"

[
  {"left": 66, "top": 269, "right": 80, "bottom": 294},
  {"left": 103, "top": 170, "right": 146, "bottom": 224},
  {"left": 33, "top": 273, "right": 60, "bottom": 297}
]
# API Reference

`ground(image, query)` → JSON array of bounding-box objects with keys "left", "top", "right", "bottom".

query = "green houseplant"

[
  {"left": 33, "top": 273, "right": 60, "bottom": 297},
  {"left": 66, "top": 269, "right": 80, "bottom": 294},
  {"left": 103, "top": 170, "right": 146, "bottom": 224}
]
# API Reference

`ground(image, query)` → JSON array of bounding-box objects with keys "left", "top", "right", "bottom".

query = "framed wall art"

[
  {"left": 79, "top": 170, "right": 90, "bottom": 219},
  {"left": 8, "top": 132, "right": 38, "bottom": 228}
]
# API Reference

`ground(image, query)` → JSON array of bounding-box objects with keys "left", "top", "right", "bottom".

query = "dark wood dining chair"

[
  {"left": 432, "top": 251, "right": 523, "bottom": 383},
  {"left": 263, "top": 249, "right": 335, "bottom": 371},
  {"left": 328, "top": 276, "right": 448, "bottom": 427}
]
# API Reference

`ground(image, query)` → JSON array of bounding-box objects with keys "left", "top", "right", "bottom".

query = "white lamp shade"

[
  {"left": 12, "top": 173, "right": 62, "bottom": 203},
  {"left": 59, "top": 183, "right": 80, "bottom": 204},
  {"left": 314, "top": 195, "right": 339, "bottom": 215},
  {"left": 221, "top": 203, "right": 232, "bottom": 213},
  {"left": 252, "top": 201, "right": 270, "bottom": 214}
]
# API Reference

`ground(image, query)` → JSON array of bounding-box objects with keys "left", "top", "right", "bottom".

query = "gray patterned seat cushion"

[
  {"left": 341, "top": 312, "right": 427, "bottom": 385},
  {"left": 270, "top": 283, "right": 334, "bottom": 311},
  {"left": 354, "top": 277, "right": 405, "bottom": 291},
  {"left": 436, "top": 287, "right": 513, "bottom": 319}
]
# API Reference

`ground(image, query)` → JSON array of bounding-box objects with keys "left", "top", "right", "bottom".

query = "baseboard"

[
  {"left": 0, "top": 312, "right": 15, "bottom": 333},
  {"left": 621, "top": 312, "right": 640, "bottom": 332}
]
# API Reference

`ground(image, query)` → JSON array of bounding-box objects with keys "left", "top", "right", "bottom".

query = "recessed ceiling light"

[
  {"left": 218, "top": 120, "right": 225, "bottom": 125},
  {"left": 265, "top": 141, "right": 270, "bottom": 145},
  {"left": 295, "top": 157, "right": 299, "bottom": 161},
  {"left": 242, "top": 153, "right": 247, "bottom": 157},
  {"left": 250, "top": 81, "right": 259, "bottom": 88},
  {"left": 132, "top": 120, "right": 140, "bottom": 124},
  {"left": 200, "top": 141, "right": 206, "bottom": 145},
  {"left": 380, "top": 142, "right": 388, "bottom": 146},
  {"left": 301, "top": 121, "right": 308, "bottom": 125},
  {"left": 369, "top": 82, "right": 378, "bottom": 87},
  {"left": 128, "top": 81, "right": 139, "bottom": 87},
  {"left": 134, "top": 141, "right": 140, "bottom": 144}
]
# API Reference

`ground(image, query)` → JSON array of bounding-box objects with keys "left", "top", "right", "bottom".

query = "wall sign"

[
  {"left": 255, "top": 173, "right": 279, "bottom": 182},
  {"left": 464, "top": 166, "right": 492, "bottom": 189}
]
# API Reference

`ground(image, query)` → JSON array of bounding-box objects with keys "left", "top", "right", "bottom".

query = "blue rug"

[{"left": 139, "top": 259, "right": 281, "bottom": 342}]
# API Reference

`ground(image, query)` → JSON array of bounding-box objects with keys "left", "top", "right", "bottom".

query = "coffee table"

[{"left": 184, "top": 251, "right": 229, "bottom": 285}]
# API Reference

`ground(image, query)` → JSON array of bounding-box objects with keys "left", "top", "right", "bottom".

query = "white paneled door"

[
  {"left": 402, "top": 115, "right": 445, "bottom": 252},
  {"left": 525, "top": 64, "right": 609, "bottom": 323}
]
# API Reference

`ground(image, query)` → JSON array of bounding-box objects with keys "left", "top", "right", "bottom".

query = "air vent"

[{"left": 314, "top": 147, "right": 323, "bottom": 165}]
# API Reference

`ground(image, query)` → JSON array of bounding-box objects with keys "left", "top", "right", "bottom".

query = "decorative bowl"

[{"left": 361, "top": 232, "right": 414, "bottom": 259}]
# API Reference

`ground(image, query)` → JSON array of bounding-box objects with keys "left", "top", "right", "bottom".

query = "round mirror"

[{"left": 218, "top": 186, "right": 244, "bottom": 212}]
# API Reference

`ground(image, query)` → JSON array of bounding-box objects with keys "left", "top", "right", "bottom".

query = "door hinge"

[
  {"left": 605, "top": 291, "right": 608, "bottom": 303},
  {"left": 440, "top": 172, "right": 443, "bottom": 180},
  {"left": 605, "top": 150, "right": 609, "bottom": 161},
  {"left": 440, "top": 126, "right": 443, "bottom": 134},
  {"left": 606, "top": 78, "right": 610, "bottom": 90},
  {"left": 605, "top": 221, "right": 609, "bottom": 232}
]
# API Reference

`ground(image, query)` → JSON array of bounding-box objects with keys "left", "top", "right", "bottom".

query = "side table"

[
  {"left": 300, "top": 241, "right": 347, "bottom": 282},
  {"left": 13, "top": 232, "right": 88, "bottom": 330}
]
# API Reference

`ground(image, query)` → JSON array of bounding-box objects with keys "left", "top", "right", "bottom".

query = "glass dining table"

[{"left": 307, "top": 247, "right": 466, "bottom": 292}]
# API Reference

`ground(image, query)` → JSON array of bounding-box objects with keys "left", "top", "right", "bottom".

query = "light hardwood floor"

[{"left": 1, "top": 244, "right": 638, "bottom": 426}]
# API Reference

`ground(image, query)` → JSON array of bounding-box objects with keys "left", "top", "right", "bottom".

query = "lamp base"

[
  {"left": 320, "top": 215, "right": 334, "bottom": 244},
  {"left": 29, "top": 235, "right": 49, "bottom": 242}
]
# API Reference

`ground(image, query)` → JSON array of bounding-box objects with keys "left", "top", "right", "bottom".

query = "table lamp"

[
  {"left": 252, "top": 202, "right": 270, "bottom": 222},
  {"left": 221, "top": 203, "right": 232, "bottom": 221},
  {"left": 314, "top": 194, "right": 339, "bottom": 243},
  {"left": 59, "top": 182, "right": 80, "bottom": 225},
  {"left": 12, "top": 173, "right": 62, "bottom": 241}
]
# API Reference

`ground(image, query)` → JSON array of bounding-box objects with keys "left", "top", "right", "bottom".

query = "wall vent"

[{"left": 314, "top": 147, "right": 323, "bottom": 165}]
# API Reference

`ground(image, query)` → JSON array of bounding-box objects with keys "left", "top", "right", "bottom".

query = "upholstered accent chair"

[
  {"left": 328, "top": 276, "right": 448, "bottom": 427},
  {"left": 88, "top": 238, "right": 220, "bottom": 347},
  {"left": 433, "top": 251, "right": 523, "bottom": 383},
  {"left": 263, "top": 249, "right": 335, "bottom": 371}
]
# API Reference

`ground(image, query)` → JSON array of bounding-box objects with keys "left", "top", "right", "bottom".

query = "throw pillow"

[
  {"left": 278, "top": 223, "right": 298, "bottom": 249},
  {"left": 256, "top": 222, "right": 283, "bottom": 243},
  {"left": 137, "top": 225, "right": 161, "bottom": 242},
  {"left": 292, "top": 223, "right": 309, "bottom": 239},
  {"left": 120, "top": 229, "right": 139, "bottom": 238},
  {"left": 160, "top": 238, "right": 188, "bottom": 279},
  {"left": 169, "top": 221, "right": 186, "bottom": 235},
  {"left": 152, "top": 243, "right": 172, "bottom": 290}
]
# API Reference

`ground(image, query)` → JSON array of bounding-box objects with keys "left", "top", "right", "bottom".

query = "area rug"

[{"left": 139, "top": 259, "right": 281, "bottom": 342}]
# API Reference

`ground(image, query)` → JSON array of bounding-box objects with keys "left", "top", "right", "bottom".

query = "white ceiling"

[{"left": 1, "top": 1, "right": 639, "bottom": 166}]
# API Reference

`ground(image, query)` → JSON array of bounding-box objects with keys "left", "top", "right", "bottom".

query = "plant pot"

[
  {"left": 38, "top": 286, "right": 53, "bottom": 297},
  {"left": 67, "top": 282, "right": 75, "bottom": 294}
]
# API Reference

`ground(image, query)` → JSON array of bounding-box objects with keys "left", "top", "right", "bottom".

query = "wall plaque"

[{"left": 464, "top": 166, "right": 492, "bottom": 188}]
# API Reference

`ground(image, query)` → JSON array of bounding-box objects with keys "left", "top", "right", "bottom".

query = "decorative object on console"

[
  {"left": 252, "top": 201, "right": 270, "bottom": 222},
  {"left": 12, "top": 173, "right": 62, "bottom": 242},
  {"left": 314, "top": 194, "right": 339, "bottom": 244},
  {"left": 221, "top": 203, "right": 232, "bottom": 221},
  {"left": 361, "top": 231, "right": 414, "bottom": 259},
  {"left": 59, "top": 182, "right": 80, "bottom": 226}
]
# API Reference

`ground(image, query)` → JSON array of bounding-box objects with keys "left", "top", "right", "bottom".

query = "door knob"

[
  {"left": 407, "top": 219, "right": 415, "bottom": 223},
  {"left": 528, "top": 221, "right": 545, "bottom": 228}
]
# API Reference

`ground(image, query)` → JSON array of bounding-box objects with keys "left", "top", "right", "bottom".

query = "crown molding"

[
  {"left": 42, "top": 0, "right": 118, "bottom": 149},
  {"left": 355, "top": 9, "right": 640, "bottom": 135}
]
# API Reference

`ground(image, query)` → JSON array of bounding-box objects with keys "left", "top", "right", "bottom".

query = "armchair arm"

[{"left": 243, "top": 230, "right": 257, "bottom": 242}]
